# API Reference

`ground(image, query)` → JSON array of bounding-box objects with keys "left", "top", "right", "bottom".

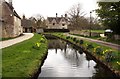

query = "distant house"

[
  {"left": 21, "top": 15, "right": 36, "bottom": 33},
  {"left": 0, "top": 0, "right": 23, "bottom": 38},
  {"left": 46, "top": 13, "right": 69, "bottom": 29}
]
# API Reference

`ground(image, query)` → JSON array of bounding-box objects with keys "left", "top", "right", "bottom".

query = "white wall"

[{"left": 14, "top": 16, "right": 22, "bottom": 37}]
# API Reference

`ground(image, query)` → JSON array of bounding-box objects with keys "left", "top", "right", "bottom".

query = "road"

[
  {"left": 0, "top": 33, "right": 34, "bottom": 49},
  {"left": 64, "top": 33, "right": 120, "bottom": 51}
]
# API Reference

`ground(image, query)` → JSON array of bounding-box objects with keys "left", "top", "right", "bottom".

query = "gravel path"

[
  {"left": 64, "top": 33, "right": 120, "bottom": 51},
  {"left": 0, "top": 33, "right": 34, "bottom": 49}
]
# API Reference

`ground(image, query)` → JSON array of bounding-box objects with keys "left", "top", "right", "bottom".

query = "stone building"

[
  {"left": 46, "top": 13, "right": 68, "bottom": 29},
  {"left": 21, "top": 15, "right": 36, "bottom": 33},
  {"left": 0, "top": 0, "right": 23, "bottom": 38}
]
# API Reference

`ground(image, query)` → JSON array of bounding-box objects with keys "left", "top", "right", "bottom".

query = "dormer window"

[
  {"left": 62, "top": 24, "right": 65, "bottom": 26},
  {"left": 53, "top": 23, "right": 55, "bottom": 25}
]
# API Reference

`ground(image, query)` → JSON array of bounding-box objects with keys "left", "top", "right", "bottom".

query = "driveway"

[
  {"left": 64, "top": 33, "right": 120, "bottom": 51},
  {"left": 0, "top": 33, "right": 34, "bottom": 49}
]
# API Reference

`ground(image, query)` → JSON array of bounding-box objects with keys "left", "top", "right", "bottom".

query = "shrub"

[
  {"left": 86, "top": 43, "right": 94, "bottom": 49},
  {"left": 70, "top": 37, "right": 73, "bottom": 40},
  {"left": 79, "top": 40, "right": 84, "bottom": 45},
  {"left": 75, "top": 40, "right": 79, "bottom": 43},
  {"left": 73, "top": 37, "right": 76, "bottom": 41},
  {"left": 94, "top": 46, "right": 103, "bottom": 55},
  {"left": 104, "top": 49, "right": 116, "bottom": 62},
  {"left": 66, "top": 36, "right": 70, "bottom": 39}
]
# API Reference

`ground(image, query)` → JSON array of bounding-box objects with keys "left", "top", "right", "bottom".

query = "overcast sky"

[{"left": 6, "top": 0, "right": 99, "bottom": 18}]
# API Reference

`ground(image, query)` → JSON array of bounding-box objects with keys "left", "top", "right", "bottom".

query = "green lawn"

[
  {"left": 2, "top": 33, "right": 48, "bottom": 77},
  {"left": 52, "top": 33, "right": 120, "bottom": 72},
  {"left": 81, "top": 30, "right": 104, "bottom": 33},
  {"left": 91, "top": 30, "right": 104, "bottom": 33}
]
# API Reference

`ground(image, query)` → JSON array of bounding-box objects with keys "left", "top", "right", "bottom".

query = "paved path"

[
  {"left": 0, "top": 33, "right": 34, "bottom": 49},
  {"left": 64, "top": 33, "right": 120, "bottom": 51}
]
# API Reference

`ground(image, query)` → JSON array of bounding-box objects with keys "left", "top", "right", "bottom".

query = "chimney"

[
  {"left": 9, "top": 0, "right": 12, "bottom": 6},
  {"left": 65, "top": 14, "right": 67, "bottom": 18},
  {"left": 56, "top": 13, "right": 58, "bottom": 17},
  {"left": 23, "top": 15, "right": 25, "bottom": 19}
]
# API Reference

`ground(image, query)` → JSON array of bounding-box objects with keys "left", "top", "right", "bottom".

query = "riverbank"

[
  {"left": 2, "top": 33, "right": 48, "bottom": 78},
  {"left": 51, "top": 33, "right": 120, "bottom": 77}
]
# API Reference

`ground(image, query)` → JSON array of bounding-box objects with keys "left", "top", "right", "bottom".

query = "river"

[{"left": 38, "top": 39, "right": 113, "bottom": 78}]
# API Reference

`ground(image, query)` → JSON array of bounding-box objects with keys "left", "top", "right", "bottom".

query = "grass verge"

[{"left": 2, "top": 33, "right": 48, "bottom": 77}]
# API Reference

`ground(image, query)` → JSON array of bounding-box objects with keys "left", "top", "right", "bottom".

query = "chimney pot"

[
  {"left": 9, "top": 0, "right": 12, "bottom": 5},
  {"left": 56, "top": 13, "right": 58, "bottom": 17}
]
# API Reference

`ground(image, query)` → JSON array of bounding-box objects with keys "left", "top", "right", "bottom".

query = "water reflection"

[{"left": 39, "top": 39, "right": 113, "bottom": 77}]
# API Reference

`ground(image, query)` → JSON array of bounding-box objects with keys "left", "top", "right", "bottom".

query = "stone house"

[
  {"left": 21, "top": 15, "right": 36, "bottom": 33},
  {"left": 46, "top": 13, "right": 68, "bottom": 29},
  {"left": 0, "top": 0, "right": 23, "bottom": 38}
]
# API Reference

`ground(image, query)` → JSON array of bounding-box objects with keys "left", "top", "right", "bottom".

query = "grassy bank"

[
  {"left": 52, "top": 33, "right": 120, "bottom": 75},
  {"left": 2, "top": 33, "right": 48, "bottom": 77}
]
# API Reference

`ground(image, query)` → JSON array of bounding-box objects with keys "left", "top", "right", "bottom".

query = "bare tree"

[{"left": 67, "top": 3, "right": 89, "bottom": 30}]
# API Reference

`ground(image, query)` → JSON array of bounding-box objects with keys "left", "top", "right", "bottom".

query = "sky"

[{"left": 6, "top": 0, "right": 99, "bottom": 18}]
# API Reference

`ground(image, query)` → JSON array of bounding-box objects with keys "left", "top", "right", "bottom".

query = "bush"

[
  {"left": 94, "top": 46, "right": 103, "bottom": 55},
  {"left": 86, "top": 43, "right": 94, "bottom": 49},
  {"left": 104, "top": 49, "right": 116, "bottom": 62},
  {"left": 66, "top": 36, "right": 70, "bottom": 39},
  {"left": 70, "top": 37, "right": 73, "bottom": 40},
  {"left": 79, "top": 40, "right": 84, "bottom": 45},
  {"left": 75, "top": 40, "right": 79, "bottom": 43},
  {"left": 73, "top": 37, "right": 76, "bottom": 41}
]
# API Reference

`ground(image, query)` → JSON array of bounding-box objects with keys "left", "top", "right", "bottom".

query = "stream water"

[{"left": 38, "top": 39, "right": 113, "bottom": 78}]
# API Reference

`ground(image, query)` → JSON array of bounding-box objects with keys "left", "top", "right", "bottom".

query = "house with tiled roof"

[
  {"left": 0, "top": 0, "right": 23, "bottom": 38},
  {"left": 46, "top": 13, "right": 68, "bottom": 29},
  {"left": 21, "top": 15, "right": 33, "bottom": 33}
]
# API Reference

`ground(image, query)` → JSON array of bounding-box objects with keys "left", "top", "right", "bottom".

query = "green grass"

[
  {"left": 91, "top": 30, "right": 104, "bottom": 33},
  {"left": 2, "top": 33, "right": 48, "bottom": 77},
  {"left": 52, "top": 33, "right": 120, "bottom": 72},
  {"left": 81, "top": 30, "right": 104, "bottom": 33}
]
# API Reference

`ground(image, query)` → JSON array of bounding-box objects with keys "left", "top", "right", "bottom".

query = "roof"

[
  {"left": 4, "top": 1, "right": 21, "bottom": 19},
  {"left": 47, "top": 17, "right": 68, "bottom": 24},
  {"left": 21, "top": 19, "right": 32, "bottom": 28}
]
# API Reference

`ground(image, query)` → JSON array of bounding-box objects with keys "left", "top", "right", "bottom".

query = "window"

[
  {"left": 53, "top": 23, "right": 55, "bottom": 25},
  {"left": 62, "top": 24, "right": 65, "bottom": 26}
]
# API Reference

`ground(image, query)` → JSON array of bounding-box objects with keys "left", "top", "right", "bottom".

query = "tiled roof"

[
  {"left": 21, "top": 19, "right": 32, "bottom": 28},
  {"left": 4, "top": 1, "right": 21, "bottom": 19},
  {"left": 47, "top": 17, "right": 68, "bottom": 24}
]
